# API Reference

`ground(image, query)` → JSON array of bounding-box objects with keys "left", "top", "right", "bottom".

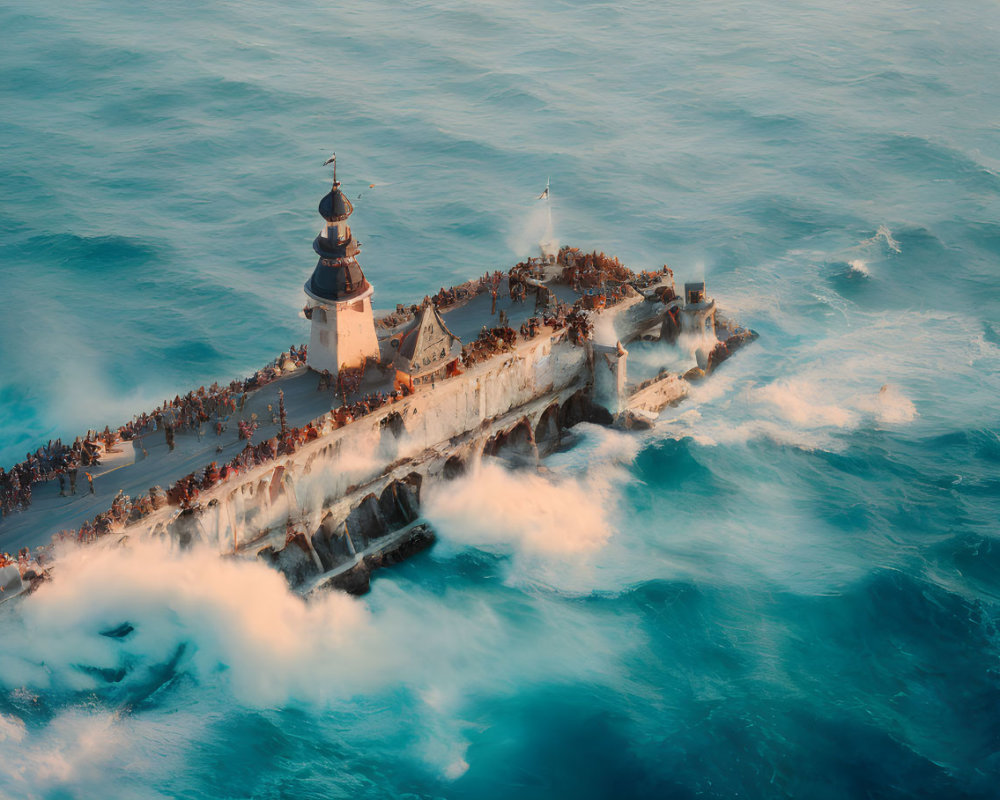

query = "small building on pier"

[{"left": 388, "top": 302, "right": 462, "bottom": 391}]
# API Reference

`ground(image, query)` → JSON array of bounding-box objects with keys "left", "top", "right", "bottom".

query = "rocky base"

[{"left": 311, "top": 523, "right": 436, "bottom": 596}]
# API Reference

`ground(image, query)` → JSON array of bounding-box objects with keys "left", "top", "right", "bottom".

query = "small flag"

[
  {"left": 537, "top": 177, "right": 550, "bottom": 200},
  {"left": 323, "top": 153, "right": 336, "bottom": 166}
]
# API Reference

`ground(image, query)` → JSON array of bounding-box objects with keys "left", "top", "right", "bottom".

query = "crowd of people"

[
  {"left": 131, "top": 343, "right": 306, "bottom": 446},
  {"left": 0, "top": 435, "right": 108, "bottom": 517},
  {"left": 462, "top": 325, "right": 519, "bottom": 367},
  {"left": 166, "top": 420, "right": 322, "bottom": 511},
  {"left": 0, "top": 546, "right": 42, "bottom": 571},
  {"left": 565, "top": 309, "right": 595, "bottom": 344},
  {"left": 0, "top": 345, "right": 307, "bottom": 525},
  {"left": 332, "top": 387, "right": 410, "bottom": 428},
  {"left": 558, "top": 247, "right": 634, "bottom": 289},
  {"left": 430, "top": 275, "right": 485, "bottom": 310}
]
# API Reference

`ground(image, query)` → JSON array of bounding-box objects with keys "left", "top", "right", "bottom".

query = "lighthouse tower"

[{"left": 303, "top": 162, "right": 380, "bottom": 376}]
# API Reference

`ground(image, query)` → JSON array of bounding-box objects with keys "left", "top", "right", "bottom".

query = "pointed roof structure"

[
  {"left": 393, "top": 303, "right": 462, "bottom": 376},
  {"left": 305, "top": 157, "right": 372, "bottom": 303}
]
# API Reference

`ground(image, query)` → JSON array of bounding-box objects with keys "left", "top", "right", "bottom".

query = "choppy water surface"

[{"left": 1, "top": 1, "right": 999, "bottom": 797}]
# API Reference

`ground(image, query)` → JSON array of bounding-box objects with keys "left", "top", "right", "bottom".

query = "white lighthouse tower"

[{"left": 303, "top": 159, "right": 380, "bottom": 376}]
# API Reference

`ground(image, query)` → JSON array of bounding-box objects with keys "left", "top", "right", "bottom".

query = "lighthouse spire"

[{"left": 303, "top": 157, "right": 380, "bottom": 376}]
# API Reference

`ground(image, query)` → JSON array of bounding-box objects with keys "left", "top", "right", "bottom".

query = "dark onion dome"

[
  {"left": 307, "top": 256, "right": 370, "bottom": 301},
  {"left": 318, "top": 182, "right": 353, "bottom": 222}
]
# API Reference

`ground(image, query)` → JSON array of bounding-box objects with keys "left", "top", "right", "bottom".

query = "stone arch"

[
  {"left": 534, "top": 402, "right": 561, "bottom": 455},
  {"left": 444, "top": 454, "right": 466, "bottom": 480},
  {"left": 558, "top": 389, "right": 613, "bottom": 430},
  {"left": 483, "top": 418, "right": 537, "bottom": 467},
  {"left": 481, "top": 430, "right": 503, "bottom": 458}
]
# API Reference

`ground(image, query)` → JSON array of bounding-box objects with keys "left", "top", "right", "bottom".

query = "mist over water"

[{"left": 2, "top": 0, "right": 1000, "bottom": 797}]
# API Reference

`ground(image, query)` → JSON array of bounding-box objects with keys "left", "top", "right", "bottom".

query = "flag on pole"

[
  {"left": 323, "top": 153, "right": 336, "bottom": 166},
  {"left": 538, "top": 177, "right": 550, "bottom": 200}
]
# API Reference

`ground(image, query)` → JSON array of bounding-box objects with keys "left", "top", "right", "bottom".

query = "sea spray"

[{"left": 0, "top": 534, "right": 644, "bottom": 792}]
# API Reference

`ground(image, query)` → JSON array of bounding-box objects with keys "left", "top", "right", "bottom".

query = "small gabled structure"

[{"left": 389, "top": 302, "right": 462, "bottom": 390}]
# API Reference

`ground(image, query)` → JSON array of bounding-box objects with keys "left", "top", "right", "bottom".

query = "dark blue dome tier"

[
  {"left": 307, "top": 257, "right": 369, "bottom": 301},
  {"left": 306, "top": 176, "right": 371, "bottom": 302},
  {"left": 319, "top": 183, "right": 353, "bottom": 222}
]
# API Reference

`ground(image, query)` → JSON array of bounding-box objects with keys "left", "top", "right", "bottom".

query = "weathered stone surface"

[
  {"left": 364, "top": 524, "right": 435, "bottom": 572},
  {"left": 705, "top": 341, "right": 731, "bottom": 373},
  {"left": 313, "top": 524, "right": 436, "bottom": 596},
  {"left": 618, "top": 410, "right": 655, "bottom": 431},
  {"left": 660, "top": 305, "right": 681, "bottom": 343},
  {"left": 311, "top": 525, "right": 334, "bottom": 570},
  {"left": 327, "top": 528, "right": 354, "bottom": 561},
  {"left": 485, "top": 419, "right": 538, "bottom": 466},
  {"left": 345, "top": 493, "right": 388, "bottom": 551},
  {"left": 397, "top": 474, "right": 422, "bottom": 522},
  {"left": 725, "top": 329, "right": 758, "bottom": 353},
  {"left": 311, "top": 511, "right": 353, "bottom": 570},
  {"left": 323, "top": 562, "right": 371, "bottom": 595},
  {"left": 260, "top": 532, "right": 320, "bottom": 589}
]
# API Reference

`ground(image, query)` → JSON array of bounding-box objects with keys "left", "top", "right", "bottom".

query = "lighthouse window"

[{"left": 314, "top": 308, "right": 327, "bottom": 323}]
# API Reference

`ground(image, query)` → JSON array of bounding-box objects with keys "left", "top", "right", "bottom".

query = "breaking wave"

[{"left": 848, "top": 258, "right": 870, "bottom": 276}]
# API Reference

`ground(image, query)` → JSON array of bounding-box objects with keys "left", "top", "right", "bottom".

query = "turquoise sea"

[{"left": 2, "top": 1, "right": 1000, "bottom": 797}]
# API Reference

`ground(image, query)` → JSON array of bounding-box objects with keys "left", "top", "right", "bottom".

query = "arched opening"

[
  {"left": 534, "top": 403, "right": 561, "bottom": 454},
  {"left": 444, "top": 455, "right": 466, "bottom": 480}
]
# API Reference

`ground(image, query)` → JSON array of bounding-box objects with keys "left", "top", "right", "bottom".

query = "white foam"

[
  {"left": 876, "top": 224, "right": 901, "bottom": 253},
  {"left": 426, "top": 461, "right": 612, "bottom": 556},
  {"left": 0, "top": 713, "right": 25, "bottom": 744},
  {"left": 858, "top": 383, "right": 918, "bottom": 424},
  {"left": 756, "top": 378, "right": 858, "bottom": 429},
  {"left": 0, "top": 527, "right": 647, "bottom": 784}
]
